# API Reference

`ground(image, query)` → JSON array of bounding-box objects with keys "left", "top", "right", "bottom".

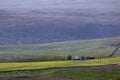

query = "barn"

[{"left": 73, "top": 56, "right": 81, "bottom": 60}]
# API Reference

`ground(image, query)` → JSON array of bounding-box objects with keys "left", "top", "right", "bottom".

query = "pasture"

[
  {"left": 0, "top": 37, "right": 120, "bottom": 62},
  {"left": 0, "top": 57, "right": 120, "bottom": 72},
  {"left": 0, "top": 57, "right": 120, "bottom": 80}
]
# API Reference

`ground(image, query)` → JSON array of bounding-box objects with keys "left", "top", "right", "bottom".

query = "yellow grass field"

[{"left": 0, "top": 57, "right": 120, "bottom": 72}]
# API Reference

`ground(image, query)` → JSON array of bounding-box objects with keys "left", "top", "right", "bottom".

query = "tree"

[
  {"left": 66, "top": 55, "right": 72, "bottom": 60},
  {"left": 81, "top": 56, "right": 85, "bottom": 60}
]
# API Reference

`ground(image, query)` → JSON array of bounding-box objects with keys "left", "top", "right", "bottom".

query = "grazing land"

[
  {"left": 0, "top": 57, "right": 120, "bottom": 80},
  {"left": 0, "top": 57, "right": 119, "bottom": 72},
  {"left": 0, "top": 67, "right": 120, "bottom": 80},
  {"left": 0, "top": 37, "right": 120, "bottom": 79},
  {"left": 0, "top": 37, "right": 120, "bottom": 62},
  {"left": 0, "top": 0, "right": 120, "bottom": 80}
]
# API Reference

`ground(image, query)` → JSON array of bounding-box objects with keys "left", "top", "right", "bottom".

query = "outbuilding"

[
  {"left": 86, "top": 56, "right": 95, "bottom": 60},
  {"left": 73, "top": 56, "right": 81, "bottom": 60}
]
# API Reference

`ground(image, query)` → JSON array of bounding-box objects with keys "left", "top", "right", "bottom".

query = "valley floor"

[
  {"left": 0, "top": 57, "right": 120, "bottom": 80},
  {"left": 0, "top": 64, "right": 120, "bottom": 80}
]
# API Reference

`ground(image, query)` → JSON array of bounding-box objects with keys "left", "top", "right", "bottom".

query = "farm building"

[
  {"left": 73, "top": 56, "right": 81, "bottom": 60},
  {"left": 73, "top": 56, "right": 95, "bottom": 60},
  {"left": 86, "top": 56, "right": 95, "bottom": 60}
]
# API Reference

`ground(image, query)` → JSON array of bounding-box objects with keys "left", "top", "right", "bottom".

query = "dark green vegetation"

[
  {"left": 0, "top": 37, "right": 120, "bottom": 62},
  {"left": 0, "top": 67, "right": 120, "bottom": 80},
  {"left": 66, "top": 55, "right": 72, "bottom": 60},
  {"left": 54, "top": 69, "right": 120, "bottom": 80}
]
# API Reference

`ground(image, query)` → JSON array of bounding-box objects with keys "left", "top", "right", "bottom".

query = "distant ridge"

[
  {"left": 0, "top": 9, "right": 120, "bottom": 45},
  {"left": 0, "top": 0, "right": 120, "bottom": 45}
]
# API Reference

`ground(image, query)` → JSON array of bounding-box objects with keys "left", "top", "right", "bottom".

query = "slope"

[
  {"left": 0, "top": 0, "right": 120, "bottom": 45},
  {"left": 0, "top": 37, "right": 120, "bottom": 62}
]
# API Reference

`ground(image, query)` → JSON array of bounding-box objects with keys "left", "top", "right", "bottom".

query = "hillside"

[
  {"left": 0, "top": 0, "right": 120, "bottom": 45},
  {"left": 0, "top": 0, "right": 120, "bottom": 80},
  {"left": 0, "top": 37, "right": 120, "bottom": 62}
]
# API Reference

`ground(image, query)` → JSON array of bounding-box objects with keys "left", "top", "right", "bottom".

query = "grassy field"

[
  {"left": 0, "top": 37, "right": 120, "bottom": 62},
  {"left": 0, "top": 68, "right": 120, "bottom": 80},
  {"left": 0, "top": 57, "right": 120, "bottom": 80},
  {"left": 0, "top": 57, "right": 119, "bottom": 72},
  {"left": 53, "top": 69, "right": 120, "bottom": 80}
]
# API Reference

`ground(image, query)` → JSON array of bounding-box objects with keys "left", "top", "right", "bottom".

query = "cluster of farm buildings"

[{"left": 73, "top": 56, "right": 95, "bottom": 60}]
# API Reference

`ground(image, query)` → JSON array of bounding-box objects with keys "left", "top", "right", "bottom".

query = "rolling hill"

[
  {"left": 0, "top": 37, "right": 120, "bottom": 62},
  {"left": 0, "top": 0, "right": 120, "bottom": 62},
  {"left": 0, "top": 0, "right": 120, "bottom": 45},
  {"left": 0, "top": 0, "right": 120, "bottom": 80}
]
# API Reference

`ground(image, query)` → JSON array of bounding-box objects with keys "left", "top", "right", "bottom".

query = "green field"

[
  {"left": 0, "top": 57, "right": 119, "bottom": 72},
  {"left": 0, "top": 57, "right": 120, "bottom": 80},
  {"left": 0, "top": 39, "right": 119, "bottom": 80},
  {"left": 0, "top": 37, "right": 120, "bottom": 62},
  {"left": 0, "top": 68, "right": 120, "bottom": 80}
]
